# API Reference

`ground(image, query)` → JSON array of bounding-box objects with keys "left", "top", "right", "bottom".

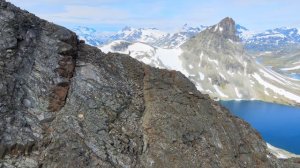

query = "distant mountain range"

[
  {"left": 243, "top": 27, "right": 300, "bottom": 51},
  {"left": 72, "top": 24, "right": 300, "bottom": 52},
  {"left": 99, "top": 18, "right": 300, "bottom": 106},
  {"left": 73, "top": 24, "right": 207, "bottom": 48},
  {"left": 72, "top": 19, "right": 300, "bottom": 106},
  {"left": 72, "top": 27, "right": 104, "bottom": 46}
]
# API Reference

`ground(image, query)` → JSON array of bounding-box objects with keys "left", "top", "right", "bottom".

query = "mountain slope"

[
  {"left": 72, "top": 26, "right": 104, "bottom": 46},
  {"left": 108, "top": 26, "right": 169, "bottom": 46},
  {"left": 100, "top": 40, "right": 183, "bottom": 69},
  {"left": 88, "top": 24, "right": 300, "bottom": 52},
  {"left": 75, "top": 25, "right": 207, "bottom": 48},
  {"left": 155, "top": 24, "right": 207, "bottom": 48},
  {"left": 180, "top": 17, "right": 300, "bottom": 105},
  {"left": 101, "top": 18, "right": 300, "bottom": 106},
  {"left": 1, "top": 0, "right": 299, "bottom": 167},
  {"left": 245, "top": 27, "right": 300, "bottom": 52},
  {"left": 72, "top": 23, "right": 300, "bottom": 52},
  {"left": 236, "top": 24, "right": 255, "bottom": 41},
  {"left": 255, "top": 47, "right": 300, "bottom": 80}
]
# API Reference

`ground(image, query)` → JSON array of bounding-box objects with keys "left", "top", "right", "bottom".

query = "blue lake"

[
  {"left": 289, "top": 73, "right": 300, "bottom": 80},
  {"left": 220, "top": 100, "right": 300, "bottom": 154}
]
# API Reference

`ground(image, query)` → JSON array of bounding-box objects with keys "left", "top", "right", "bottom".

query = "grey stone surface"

[{"left": 0, "top": 0, "right": 299, "bottom": 167}]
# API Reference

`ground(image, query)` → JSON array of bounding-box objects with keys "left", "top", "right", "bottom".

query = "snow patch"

[
  {"left": 259, "top": 69, "right": 285, "bottom": 85},
  {"left": 156, "top": 48, "right": 189, "bottom": 76},
  {"left": 196, "top": 84, "right": 204, "bottom": 91},
  {"left": 267, "top": 143, "right": 300, "bottom": 159},
  {"left": 292, "top": 61, "right": 300, "bottom": 65},
  {"left": 219, "top": 26, "right": 223, "bottom": 32},
  {"left": 213, "top": 85, "right": 228, "bottom": 98},
  {"left": 227, "top": 70, "right": 234, "bottom": 76},
  {"left": 207, "top": 57, "right": 219, "bottom": 65},
  {"left": 199, "top": 51, "right": 204, "bottom": 67},
  {"left": 252, "top": 73, "right": 300, "bottom": 103},
  {"left": 140, "top": 57, "right": 152, "bottom": 64},
  {"left": 257, "top": 33, "right": 286, "bottom": 39},
  {"left": 199, "top": 72, "right": 205, "bottom": 80},
  {"left": 205, "top": 90, "right": 213, "bottom": 94},
  {"left": 127, "top": 42, "right": 155, "bottom": 58},
  {"left": 234, "top": 87, "right": 242, "bottom": 98},
  {"left": 219, "top": 73, "right": 226, "bottom": 79},
  {"left": 264, "top": 90, "right": 270, "bottom": 96},
  {"left": 281, "top": 65, "right": 300, "bottom": 71},
  {"left": 214, "top": 25, "right": 219, "bottom": 32}
]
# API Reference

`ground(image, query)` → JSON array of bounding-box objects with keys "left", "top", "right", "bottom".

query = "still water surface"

[{"left": 220, "top": 100, "right": 300, "bottom": 154}]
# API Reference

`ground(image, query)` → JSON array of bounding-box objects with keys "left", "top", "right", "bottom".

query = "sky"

[{"left": 6, "top": 0, "right": 300, "bottom": 33}]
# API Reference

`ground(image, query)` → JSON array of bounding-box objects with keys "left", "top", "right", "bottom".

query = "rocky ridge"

[{"left": 0, "top": 1, "right": 300, "bottom": 168}]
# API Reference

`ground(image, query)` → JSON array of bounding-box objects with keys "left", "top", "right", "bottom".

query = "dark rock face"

[
  {"left": 0, "top": 1, "right": 299, "bottom": 167},
  {"left": 0, "top": 0, "right": 78, "bottom": 163},
  {"left": 216, "top": 17, "right": 239, "bottom": 42}
]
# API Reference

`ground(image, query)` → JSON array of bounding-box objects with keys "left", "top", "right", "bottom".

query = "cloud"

[
  {"left": 40, "top": 5, "right": 130, "bottom": 24},
  {"left": 8, "top": 0, "right": 121, "bottom": 6},
  {"left": 6, "top": 0, "right": 300, "bottom": 32}
]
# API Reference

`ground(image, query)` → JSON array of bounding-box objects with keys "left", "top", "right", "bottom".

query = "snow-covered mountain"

[
  {"left": 155, "top": 24, "right": 207, "bottom": 48},
  {"left": 100, "top": 18, "right": 300, "bottom": 106},
  {"left": 236, "top": 24, "right": 255, "bottom": 41},
  {"left": 73, "top": 24, "right": 207, "bottom": 48},
  {"left": 73, "top": 24, "right": 300, "bottom": 52},
  {"left": 100, "top": 40, "right": 165, "bottom": 68},
  {"left": 244, "top": 27, "right": 300, "bottom": 51},
  {"left": 71, "top": 26, "right": 105, "bottom": 46},
  {"left": 102, "top": 25, "right": 208, "bottom": 48},
  {"left": 100, "top": 40, "right": 183, "bottom": 70},
  {"left": 75, "top": 23, "right": 300, "bottom": 104},
  {"left": 179, "top": 18, "right": 300, "bottom": 105},
  {"left": 108, "top": 26, "right": 169, "bottom": 46},
  {"left": 234, "top": 25, "right": 300, "bottom": 52},
  {"left": 256, "top": 47, "right": 300, "bottom": 79}
]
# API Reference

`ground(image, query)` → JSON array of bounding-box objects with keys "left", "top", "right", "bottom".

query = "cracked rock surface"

[{"left": 0, "top": 0, "right": 299, "bottom": 167}]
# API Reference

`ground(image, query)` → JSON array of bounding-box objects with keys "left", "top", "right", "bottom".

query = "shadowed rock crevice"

[{"left": 47, "top": 39, "right": 78, "bottom": 112}]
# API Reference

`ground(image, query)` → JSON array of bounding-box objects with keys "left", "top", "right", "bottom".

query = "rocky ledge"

[{"left": 0, "top": 0, "right": 299, "bottom": 167}]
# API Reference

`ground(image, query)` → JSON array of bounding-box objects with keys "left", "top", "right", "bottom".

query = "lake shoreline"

[{"left": 220, "top": 100, "right": 300, "bottom": 155}]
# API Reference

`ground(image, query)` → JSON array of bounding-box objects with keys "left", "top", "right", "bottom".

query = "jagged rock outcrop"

[
  {"left": 209, "top": 17, "right": 239, "bottom": 42},
  {"left": 0, "top": 1, "right": 299, "bottom": 167},
  {"left": 0, "top": 0, "right": 78, "bottom": 162}
]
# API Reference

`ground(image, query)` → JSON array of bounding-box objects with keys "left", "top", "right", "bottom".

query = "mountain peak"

[
  {"left": 218, "top": 17, "right": 236, "bottom": 34},
  {"left": 219, "top": 17, "right": 235, "bottom": 27},
  {"left": 182, "top": 17, "right": 241, "bottom": 53},
  {"left": 122, "top": 26, "right": 133, "bottom": 31},
  {"left": 211, "top": 17, "right": 239, "bottom": 41},
  {"left": 73, "top": 26, "right": 96, "bottom": 34}
]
